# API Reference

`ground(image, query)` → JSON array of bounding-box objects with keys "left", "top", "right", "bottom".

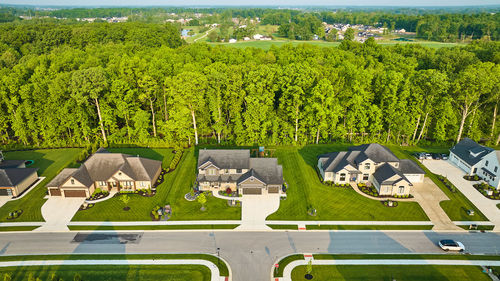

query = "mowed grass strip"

[
  {"left": 0, "top": 264, "right": 210, "bottom": 281},
  {"left": 305, "top": 225, "right": 433, "bottom": 230},
  {"left": 267, "top": 145, "right": 429, "bottom": 221},
  {"left": 68, "top": 224, "right": 239, "bottom": 230},
  {"left": 72, "top": 148, "right": 240, "bottom": 221},
  {"left": 291, "top": 265, "right": 490, "bottom": 281},
  {"left": 387, "top": 145, "right": 488, "bottom": 221},
  {"left": 313, "top": 254, "right": 500, "bottom": 260},
  {"left": 0, "top": 148, "right": 83, "bottom": 222},
  {"left": 0, "top": 254, "right": 229, "bottom": 276}
]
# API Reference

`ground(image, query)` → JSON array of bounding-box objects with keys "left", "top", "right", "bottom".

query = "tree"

[
  {"left": 71, "top": 67, "right": 109, "bottom": 143},
  {"left": 3, "top": 273, "right": 11, "bottom": 281},
  {"left": 119, "top": 194, "right": 130, "bottom": 209},
  {"left": 138, "top": 75, "right": 159, "bottom": 137},
  {"left": 306, "top": 260, "right": 313, "bottom": 274},
  {"left": 197, "top": 192, "right": 207, "bottom": 211},
  {"left": 208, "top": 30, "right": 218, "bottom": 42},
  {"left": 344, "top": 28, "right": 355, "bottom": 41}
]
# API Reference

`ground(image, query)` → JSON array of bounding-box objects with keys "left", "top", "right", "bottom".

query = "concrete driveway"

[
  {"left": 423, "top": 159, "right": 500, "bottom": 231},
  {"left": 35, "top": 197, "right": 85, "bottom": 232},
  {"left": 411, "top": 177, "right": 462, "bottom": 231},
  {"left": 236, "top": 194, "right": 281, "bottom": 230}
]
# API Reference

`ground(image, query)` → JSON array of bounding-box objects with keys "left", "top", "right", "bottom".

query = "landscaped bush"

[
  {"left": 464, "top": 174, "right": 481, "bottom": 181},
  {"left": 437, "top": 175, "right": 456, "bottom": 192},
  {"left": 6, "top": 209, "right": 22, "bottom": 220},
  {"left": 358, "top": 184, "right": 379, "bottom": 197},
  {"left": 168, "top": 150, "right": 183, "bottom": 171},
  {"left": 88, "top": 188, "right": 110, "bottom": 201},
  {"left": 381, "top": 200, "right": 398, "bottom": 207},
  {"left": 473, "top": 182, "right": 499, "bottom": 199}
]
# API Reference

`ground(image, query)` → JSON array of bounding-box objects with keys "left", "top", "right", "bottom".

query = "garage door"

[
  {"left": 63, "top": 190, "right": 87, "bottom": 197},
  {"left": 49, "top": 189, "right": 61, "bottom": 196},
  {"left": 243, "top": 188, "right": 262, "bottom": 195},
  {"left": 0, "top": 189, "right": 9, "bottom": 196},
  {"left": 404, "top": 174, "right": 424, "bottom": 183},
  {"left": 268, "top": 186, "right": 279, "bottom": 193}
]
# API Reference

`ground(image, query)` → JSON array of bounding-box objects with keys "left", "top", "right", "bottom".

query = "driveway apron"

[
  {"left": 36, "top": 197, "right": 85, "bottom": 232},
  {"left": 236, "top": 194, "right": 281, "bottom": 230}
]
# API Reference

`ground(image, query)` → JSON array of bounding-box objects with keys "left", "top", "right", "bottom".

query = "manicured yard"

[
  {"left": 305, "top": 225, "right": 433, "bottom": 230},
  {"left": 0, "top": 148, "right": 83, "bottom": 222},
  {"left": 0, "top": 265, "right": 210, "bottom": 281},
  {"left": 387, "top": 145, "right": 488, "bottom": 221},
  {"left": 72, "top": 148, "right": 241, "bottom": 221},
  {"left": 267, "top": 145, "right": 429, "bottom": 221},
  {"left": 291, "top": 265, "right": 489, "bottom": 280},
  {"left": 68, "top": 224, "right": 239, "bottom": 230}
]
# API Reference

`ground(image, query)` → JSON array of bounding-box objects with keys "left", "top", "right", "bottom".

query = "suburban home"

[
  {"left": 47, "top": 149, "right": 162, "bottom": 198},
  {"left": 197, "top": 149, "right": 283, "bottom": 195},
  {"left": 317, "top": 143, "right": 425, "bottom": 196},
  {"left": 449, "top": 138, "right": 500, "bottom": 190},
  {"left": 0, "top": 152, "right": 39, "bottom": 197}
]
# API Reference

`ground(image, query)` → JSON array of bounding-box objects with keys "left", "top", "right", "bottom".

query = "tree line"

[{"left": 0, "top": 21, "right": 499, "bottom": 149}]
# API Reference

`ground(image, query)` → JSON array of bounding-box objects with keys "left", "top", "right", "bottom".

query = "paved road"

[{"left": 0, "top": 231, "right": 499, "bottom": 281}]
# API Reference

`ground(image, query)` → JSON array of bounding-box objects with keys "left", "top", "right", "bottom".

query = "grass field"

[
  {"left": 313, "top": 254, "right": 500, "bottom": 260},
  {"left": 386, "top": 145, "right": 487, "bottom": 221},
  {"left": 72, "top": 147, "right": 241, "bottom": 221},
  {"left": 0, "top": 254, "right": 229, "bottom": 277},
  {"left": 68, "top": 224, "right": 239, "bottom": 230},
  {"left": 0, "top": 265, "right": 210, "bottom": 281},
  {"left": 305, "top": 225, "right": 434, "bottom": 230},
  {"left": 0, "top": 148, "right": 83, "bottom": 222},
  {"left": 291, "top": 265, "right": 490, "bottom": 281},
  {"left": 267, "top": 145, "right": 429, "bottom": 221},
  {"left": 207, "top": 40, "right": 463, "bottom": 50}
]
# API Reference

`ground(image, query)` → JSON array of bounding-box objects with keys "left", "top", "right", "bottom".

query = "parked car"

[
  {"left": 438, "top": 240, "right": 465, "bottom": 252},
  {"left": 441, "top": 154, "right": 449, "bottom": 160},
  {"left": 432, "top": 153, "right": 441, "bottom": 160},
  {"left": 414, "top": 153, "right": 423, "bottom": 160},
  {"left": 425, "top": 153, "right": 433, "bottom": 160}
]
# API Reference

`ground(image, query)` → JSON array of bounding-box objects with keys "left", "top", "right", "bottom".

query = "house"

[
  {"left": 317, "top": 144, "right": 425, "bottom": 196},
  {"left": 449, "top": 138, "right": 500, "bottom": 190},
  {"left": 0, "top": 152, "right": 39, "bottom": 197},
  {"left": 228, "top": 38, "right": 237, "bottom": 43},
  {"left": 47, "top": 149, "right": 162, "bottom": 198},
  {"left": 197, "top": 149, "right": 283, "bottom": 195}
]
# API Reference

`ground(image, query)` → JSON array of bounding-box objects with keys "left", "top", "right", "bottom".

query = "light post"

[{"left": 216, "top": 247, "right": 220, "bottom": 267}]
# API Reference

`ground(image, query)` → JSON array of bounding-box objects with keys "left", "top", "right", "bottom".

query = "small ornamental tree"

[
  {"left": 198, "top": 193, "right": 207, "bottom": 211},
  {"left": 226, "top": 187, "right": 232, "bottom": 195},
  {"left": 120, "top": 195, "right": 130, "bottom": 210}
]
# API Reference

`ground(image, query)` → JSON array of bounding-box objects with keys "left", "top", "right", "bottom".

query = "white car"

[
  {"left": 439, "top": 240, "right": 465, "bottom": 252},
  {"left": 425, "top": 153, "right": 433, "bottom": 160}
]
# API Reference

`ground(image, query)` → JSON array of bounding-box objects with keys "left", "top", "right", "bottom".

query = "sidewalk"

[
  {"left": 0, "top": 259, "right": 225, "bottom": 281},
  {"left": 281, "top": 259, "right": 500, "bottom": 281}
]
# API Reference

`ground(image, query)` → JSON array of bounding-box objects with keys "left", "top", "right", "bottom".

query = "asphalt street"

[{"left": 0, "top": 231, "right": 499, "bottom": 281}]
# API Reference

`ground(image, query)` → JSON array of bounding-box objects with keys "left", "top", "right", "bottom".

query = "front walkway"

[
  {"left": 280, "top": 258, "right": 500, "bottom": 281},
  {"left": 35, "top": 197, "right": 85, "bottom": 232},
  {"left": 236, "top": 194, "right": 281, "bottom": 230},
  {"left": 0, "top": 259, "right": 225, "bottom": 281},
  {"left": 423, "top": 160, "right": 500, "bottom": 231}
]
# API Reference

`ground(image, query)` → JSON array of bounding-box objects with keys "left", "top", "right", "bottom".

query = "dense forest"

[
  {"left": 1, "top": 6, "right": 499, "bottom": 42},
  {"left": 0, "top": 21, "right": 499, "bottom": 149}
]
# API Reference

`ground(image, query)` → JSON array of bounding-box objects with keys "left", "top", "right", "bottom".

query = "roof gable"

[{"left": 198, "top": 149, "right": 250, "bottom": 169}]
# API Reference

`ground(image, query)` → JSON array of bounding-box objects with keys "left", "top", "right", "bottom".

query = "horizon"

[{"left": 1, "top": 0, "right": 500, "bottom": 8}]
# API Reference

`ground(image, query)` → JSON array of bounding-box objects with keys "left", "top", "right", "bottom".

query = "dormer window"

[{"left": 364, "top": 163, "right": 370, "bottom": 170}]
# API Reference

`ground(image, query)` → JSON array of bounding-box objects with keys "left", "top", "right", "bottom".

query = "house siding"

[
  {"left": 12, "top": 170, "right": 38, "bottom": 197},
  {"left": 478, "top": 152, "right": 500, "bottom": 190}
]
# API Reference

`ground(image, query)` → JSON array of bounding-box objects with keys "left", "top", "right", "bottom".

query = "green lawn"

[
  {"left": 267, "top": 224, "right": 299, "bottom": 230},
  {"left": 305, "top": 225, "right": 433, "bottom": 230},
  {"left": 387, "top": 145, "right": 487, "bottom": 221},
  {"left": 0, "top": 265, "right": 210, "bottom": 281},
  {"left": 275, "top": 254, "right": 305, "bottom": 277},
  {"left": 0, "top": 226, "right": 39, "bottom": 231},
  {"left": 72, "top": 148, "right": 241, "bottom": 221},
  {"left": 0, "top": 148, "right": 83, "bottom": 222},
  {"left": 267, "top": 145, "right": 429, "bottom": 221},
  {"left": 313, "top": 254, "right": 500, "bottom": 260},
  {"left": 68, "top": 224, "right": 239, "bottom": 230},
  {"left": 0, "top": 254, "right": 228, "bottom": 276},
  {"left": 291, "top": 265, "right": 489, "bottom": 281}
]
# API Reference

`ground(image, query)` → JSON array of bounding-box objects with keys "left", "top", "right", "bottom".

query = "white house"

[{"left": 449, "top": 138, "right": 500, "bottom": 190}]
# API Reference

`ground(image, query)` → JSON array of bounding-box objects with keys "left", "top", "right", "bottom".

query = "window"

[
  {"left": 225, "top": 169, "right": 229, "bottom": 174},
  {"left": 99, "top": 181, "right": 106, "bottom": 186},
  {"left": 118, "top": 172, "right": 122, "bottom": 175},
  {"left": 70, "top": 179, "right": 74, "bottom": 184},
  {"left": 208, "top": 169, "right": 216, "bottom": 176},
  {"left": 140, "top": 182, "right": 146, "bottom": 187},
  {"left": 237, "top": 169, "right": 242, "bottom": 173},
  {"left": 486, "top": 161, "right": 489, "bottom": 166},
  {"left": 398, "top": 186, "right": 405, "bottom": 194},
  {"left": 495, "top": 166, "right": 498, "bottom": 173},
  {"left": 363, "top": 174, "right": 369, "bottom": 181},
  {"left": 364, "top": 163, "right": 370, "bottom": 170},
  {"left": 339, "top": 173, "right": 346, "bottom": 181}
]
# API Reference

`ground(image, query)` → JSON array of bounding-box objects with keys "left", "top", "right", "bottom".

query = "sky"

[{"left": 1, "top": 0, "right": 500, "bottom": 7}]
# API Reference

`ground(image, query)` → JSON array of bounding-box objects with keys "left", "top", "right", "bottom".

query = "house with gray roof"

[
  {"left": 449, "top": 138, "right": 500, "bottom": 190},
  {"left": 0, "top": 152, "right": 39, "bottom": 197},
  {"left": 197, "top": 149, "right": 283, "bottom": 195},
  {"left": 47, "top": 149, "right": 162, "bottom": 198},
  {"left": 317, "top": 143, "right": 425, "bottom": 196}
]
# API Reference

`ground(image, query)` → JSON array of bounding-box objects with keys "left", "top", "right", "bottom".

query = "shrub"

[{"left": 473, "top": 175, "right": 479, "bottom": 181}]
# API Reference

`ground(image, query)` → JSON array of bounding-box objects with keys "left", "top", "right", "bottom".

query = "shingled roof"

[
  {"left": 450, "top": 138, "right": 493, "bottom": 166},
  {"left": 0, "top": 168, "right": 38, "bottom": 187},
  {"left": 198, "top": 149, "right": 250, "bottom": 169},
  {"left": 373, "top": 163, "right": 411, "bottom": 186},
  {"left": 349, "top": 143, "right": 400, "bottom": 163},
  {"left": 46, "top": 152, "right": 161, "bottom": 188}
]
